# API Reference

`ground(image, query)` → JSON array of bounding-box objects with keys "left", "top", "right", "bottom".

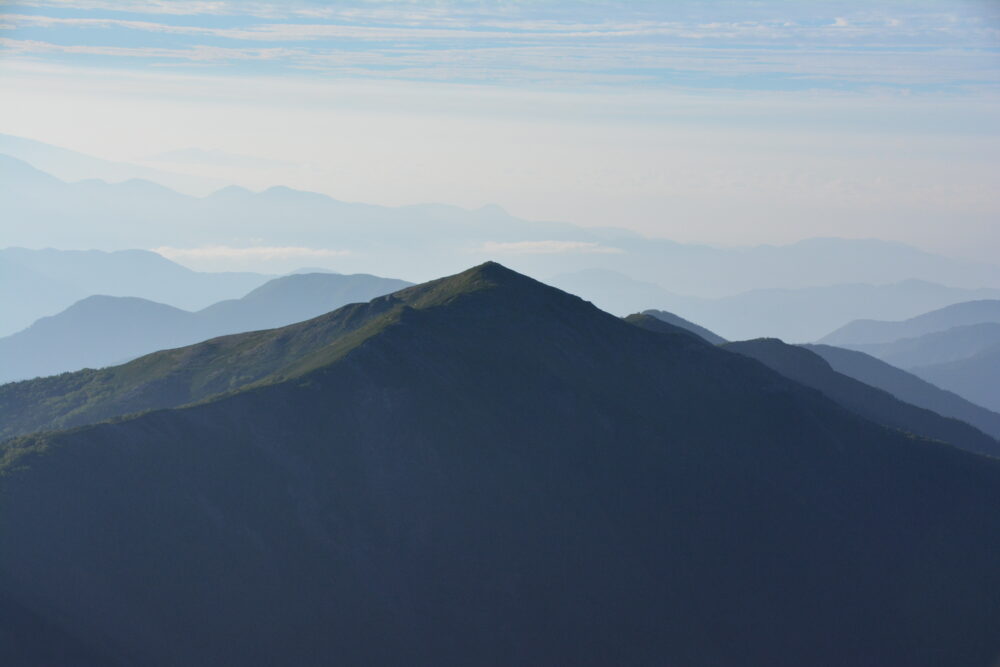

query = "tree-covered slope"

[{"left": 2, "top": 263, "right": 1000, "bottom": 666}]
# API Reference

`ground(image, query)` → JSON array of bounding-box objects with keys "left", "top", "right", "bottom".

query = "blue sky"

[{"left": 1, "top": 0, "right": 999, "bottom": 262}]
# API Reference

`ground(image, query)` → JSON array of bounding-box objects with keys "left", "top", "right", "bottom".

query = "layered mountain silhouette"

[
  {"left": 723, "top": 338, "right": 999, "bottom": 457},
  {"left": 914, "top": 343, "right": 1000, "bottom": 414},
  {"left": 551, "top": 269, "right": 1000, "bottom": 341},
  {"left": 843, "top": 322, "right": 1000, "bottom": 369},
  {"left": 3, "top": 263, "right": 1000, "bottom": 666},
  {"left": 0, "top": 272, "right": 411, "bottom": 384},
  {"left": 0, "top": 247, "right": 271, "bottom": 336},
  {"left": 638, "top": 310, "right": 727, "bottom": 344},
  {"left": 803, "top": 343, "right": 1000, "bottom": 441},
  {"left": 821, "top": 299, "right": 1000, "bottom": 346}
]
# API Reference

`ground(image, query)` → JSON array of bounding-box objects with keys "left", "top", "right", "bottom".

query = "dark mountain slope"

[
  {"left": 0, "top": 272, "right": 412, "bottom": 384},
  {"left": 914, "top": 342, "right": 1000, "bottom": 414},
  {"left": 640, "top": 309, "right": 727, "bottom": 344},
  {"left": 622, "top": 312, "right": 717, "bottom": 344},
  {"left": 821, "top": 299, "right": 1000, "bottom": 346},
  {"left": 2, "top": 264, "right": 1000, "bottom": 666},
  {"left": 803, "top": 343, "right": 1000, "bottom": 440},
  {"left": 723, "top": 338, "right": 1000, "bottom": 457}
]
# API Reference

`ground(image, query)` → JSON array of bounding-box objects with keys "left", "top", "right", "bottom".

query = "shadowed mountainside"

[
  {"left": 2, "top": 263, "right": 1000, "bottom": 666},
  {"left": 639, "top": 309, "right": 727, "bottom": 344},
  {"left": 803, "top": 343, "right": 1000, "bottom": 441},
  {"left": 723, "top": 338, "right": 1000, "bottom": 457}
]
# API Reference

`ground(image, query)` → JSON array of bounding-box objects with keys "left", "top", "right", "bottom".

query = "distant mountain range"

[
  {"left": 844, "top": 322, "right": 1000, "bottom": 369},
  {"left": 0, "top": 272, "right": 411, "bottom": 384},
  {"left": 820, "top": 300, "right": 1000, "bottom": 346},
  {"left": 0, "top": 133, "right": 224, "bottom": 195},
  {"left": 3, "top": 263, "right": 1000, "bottom": 665},
  {"left": 552, "top": 269, "right": 1000, "bottom": 341},
  {"left": 914, "top": 344, "right": 1000, "bottom": 414},
  {"left": 5, "top": 141, "right": 1000, "bottom": 297},
  {"left": 815, "top": 300, "right": 1000, "bottom": 413},
  {"left": 0, "top": 247, "right": 272, "bottom": 337}
]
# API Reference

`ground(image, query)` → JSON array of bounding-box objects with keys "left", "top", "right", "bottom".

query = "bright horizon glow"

[{"left": 1, "top": 0, "right": 999, "bottom": 262}]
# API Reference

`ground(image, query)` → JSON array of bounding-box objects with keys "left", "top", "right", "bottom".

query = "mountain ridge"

[{"left": 3, "top": 262, "right": 1000, "bottom": 665}]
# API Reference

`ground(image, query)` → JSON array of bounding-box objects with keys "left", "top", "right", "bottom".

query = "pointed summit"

[
  {"left": 0, "top": 263, "right": 596, "bottom": 438},
  {"left": 4, "top": 261, "right": 1000, "bottom": 666}
]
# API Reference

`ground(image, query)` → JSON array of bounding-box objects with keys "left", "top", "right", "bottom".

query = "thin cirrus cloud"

[{"left": 2, "top": 2, "right": 998, "bottom": 92}]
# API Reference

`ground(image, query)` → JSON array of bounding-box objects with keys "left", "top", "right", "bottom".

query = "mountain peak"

[{"left": 391, "top": 262, "right": 557, "bottom": 312}]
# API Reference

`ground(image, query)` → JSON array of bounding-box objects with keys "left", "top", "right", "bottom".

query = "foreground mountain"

[
  {"left": 803, "top": 344, "right": 1000, "bottom": 441},
  {"left": 0, "top": 272, "right": 412, "bottom": 384},
  {"left": 914, "top": 343, "right": 1000, "bottom": 414},
  {"left": 820, "top": 299, "right": 1000, "bottom": 346},
  {"left": 723, "top": 338, "right": 1000, "bottom": 457},
  {"left": 0, "top": 246, "right": 271, "bottom": 336},
  {"left": 843, "top": 322, "right": 1000, "bottom": 369},
  {"left": 2, "top": 263, "right": 1000, "bottom": 666}
]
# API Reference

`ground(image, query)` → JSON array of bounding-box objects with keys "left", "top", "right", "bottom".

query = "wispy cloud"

[
  {"left": 0, "top": 37, "right": 296, "bottom": 61},
  {"left": 14, "top": 1, "right": 244, "bottom": 17},
  {"left": 3, "top": 2, "right": 998, "bottom": 92},
  {"left": 477, "top": 241, "right": 623, "bottom": 255}
]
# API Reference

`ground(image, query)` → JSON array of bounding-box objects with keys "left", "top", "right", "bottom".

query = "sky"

[{"left": 1, "top": 0, "right": 999, "bottom": 260}]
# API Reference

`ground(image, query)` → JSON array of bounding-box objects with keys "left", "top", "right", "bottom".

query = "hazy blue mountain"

[
  {"left": 553, "top": 269, "right": 1000, "bottom": 341},
  {"left": 0, "top": 247, "right": 272, "bottom": 336},
  {"left": 0, "top": 297, "right": 197, "bottom": 385},
  {"left": 3, "top": 263, "right": 1000, "bottom": 666},
  {"left": 4, "top": 145, "right": 1000, "bottom": 294},
  {"left": 914, "top": 343, "right": 1000, "bottom": 414},
  {"left": 0, "top": 272, "right": 412, "bottom": 385},
  {"left": 821, "top": 299, "right": 1000, "bottom": 346},
  {"left": 723, "top": 338, "right": 1000, "bottom": 457},
  {"left": 0, "top": 133, "right": 223, "bottom": 195},
  {"left": 803, "top": 344, "right": 1000, "bottom": 441},
  {"left": 640, "top": 309, "right": 727, "bottom": 344},
  {"left": 844, "top": 322, "right": 1000, "bottom": 369}
]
